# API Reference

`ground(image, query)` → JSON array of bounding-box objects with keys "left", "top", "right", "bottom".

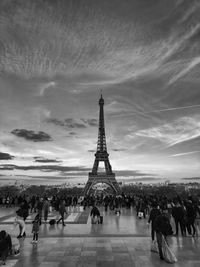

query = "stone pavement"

[{"left": 0, "top": 206, "right": 200, "bottom": 267}]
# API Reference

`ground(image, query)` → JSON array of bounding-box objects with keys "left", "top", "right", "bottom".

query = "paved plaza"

[{"left": 0, "top": 206, "right": 200, "bottom": 267}]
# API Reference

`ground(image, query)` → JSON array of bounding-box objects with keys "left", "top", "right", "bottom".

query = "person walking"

[
  {"left": 14, "top": 210, "right": 26, "bottom": 238},
  {"left": 148, "top": 203, "right": 161, "bottom": 241},
  {"left": 57, "top": 199, "right": 67, "bottom": 226},
  {"left": 154, "top": 211, "right": 173, "bottom": 261}
]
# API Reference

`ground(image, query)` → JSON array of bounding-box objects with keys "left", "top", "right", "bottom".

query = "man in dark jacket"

[
  {"left": 0, "top": 230, "right": 12, "bottom": 265},
  {"left": 148, "top": 203, "right": 161, "bottom": 241},
  {"left": 172, "top": 202, "right": 186, "bottom": 236},
  {"left": 186, "top": 200, "right": 196, "bottom": 236},
  {"left": 154, "top": 212, "right": 172, "bottom": 260}
]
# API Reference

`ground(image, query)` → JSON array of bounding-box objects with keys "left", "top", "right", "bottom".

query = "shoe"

[
  {"left": 35, "top": 240, "right": 38, "bottom": 243},
  {"left": 63, "top": 224, "right": 66, "bottom": 226},
  {"left": 23, "top": 232, "right": 26, "bottom": 237},
  {"left": 31, "top": 240, "right": 35, "bottom": 244},
  {"left": 17, "top": 235, "right": 22, "bottom": 239},
  {"left": 14, "top": 250, "right": 20, "bottom": 256},
  {"left": 160, "top": 256, "right": 164, "bottom": 260}
]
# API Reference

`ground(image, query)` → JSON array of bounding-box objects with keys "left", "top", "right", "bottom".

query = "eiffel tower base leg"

[{"left": 83, "top": 173, "right": 121, "bottom": 196}]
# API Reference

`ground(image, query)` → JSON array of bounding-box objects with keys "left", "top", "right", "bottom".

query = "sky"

[{"left": 0, "top": 0, "right": 200, "bottom": 185}]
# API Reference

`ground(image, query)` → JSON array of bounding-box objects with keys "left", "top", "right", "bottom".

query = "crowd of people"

[{"left": 0, "top": 191, "right": 200, "bottom": 264}]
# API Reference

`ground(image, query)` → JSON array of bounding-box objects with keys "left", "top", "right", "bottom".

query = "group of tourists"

[{"left": 1, "top": 191, "right": 200, "bottom": 264}]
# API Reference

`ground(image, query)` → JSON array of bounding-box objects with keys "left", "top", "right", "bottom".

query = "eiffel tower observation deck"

[{"left": 83, "top": 94, "right": 121, "bottom": 195}]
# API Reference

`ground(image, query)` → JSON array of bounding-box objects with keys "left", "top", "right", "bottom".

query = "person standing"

[
  {"left": 186, "top": 200, "right": 197, "bottom": 236},
  {"left": 20, "top": 200, "right": 29, "bottom": 221},
  {"left": 57, "top": 199, "right": 67, "bottom": 226},
  {"left": 172, "top": 201, "right": 185, "bottom": 236},
  {"left": 31, "top": 214, "right": 40, "bottom": 244},
  {"left": 43, "top": 198, "right": 50, "bottom": 223},
  {"left": 36, "top": 198, "right": 43, "bottom": 225},
  {"left": 30, "top": 196, "right": 36, "bottom": 213}
]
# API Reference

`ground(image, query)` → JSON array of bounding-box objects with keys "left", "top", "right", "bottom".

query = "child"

[{"left": 31, "top": 214, "right": 40, "bottom": 244}]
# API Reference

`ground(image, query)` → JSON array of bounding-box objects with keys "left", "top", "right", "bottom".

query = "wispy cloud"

[
  {"left": 45, "top": 117, "right": 98, "bottom": 128},
  {"left": 37, "top": 81, "right": 56, "bottom": 96},
  {"left": 135, "top": 116, "right": 200, "bottom": 147},
  {"left": 168, "top": 56, "right": 200, "bottom": 85},
  {"left": 169, "top": 151, "right": 200, "bottom": 157},
  {"left": 147, "top": 104, "right": 200, "bottom": 113}
]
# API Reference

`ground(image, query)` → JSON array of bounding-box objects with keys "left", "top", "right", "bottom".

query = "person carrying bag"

[
  {"left": 90, "top": 205, "right": 100, "bottom": 224},
  {"left": 154, "top": 211, "right": 176, "bottom": 262}
]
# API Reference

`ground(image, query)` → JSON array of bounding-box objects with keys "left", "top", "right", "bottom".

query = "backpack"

[
  {"left": 161, "top": 220, "right": 173, "bottom": 236},
  {"left": 49, "top": 219, "right": 56, "bottom": 225}
]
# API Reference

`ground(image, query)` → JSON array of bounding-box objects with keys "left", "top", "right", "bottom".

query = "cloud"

[
  {"left": 168, "top": 151, "right": 200, "bottom": 157},
  {"left": 45, "top": 118, "right": 65, "bottom": 127},
  {"left": 182, "top": 177, "right": 200, "bottom": 180},
  {"left": 0, "top": 165, "right": 14, "bottom": 170},
  {"left": 147, "top": 104, "right": 200, "bottom": 114},
  {"left": 168, "top": 56, "right": 200, "bottom": 85},
  {"left": 11, "top": 129, "right": 52, "bottom": 142},
  {"left": 45, "top": 117, "right": 98, "bottom": 128},
  {"left": 0, "top": 164, "right": 90, "bottom": 173},
  {"left": 34, "top": 157, "right": 61, "bottom": 163},
  {"left": 65, "top": 118, "right": 87, "bottom": 129},
  {"left": 119, "top": 177, "right": 160, "bottom": 182},
  {"left": 38, "top": 81, "right": 56, "bottom": 96},
  {"left": 69, "top": 132, "right": 77, "bottom": 135},
  {"left": 115, "top": 170, "right": 155, "bottom": 177},
  {"left": 0, "top": 152, "right": 14, "bottom": 160},
  {"left": 112, "top": 149, "right": 126, "bottom": 152},
  {"left": 135, "top": 116, "right": 200, "bottom": 147},
  {"left": 81, "top": 119, "right": 98, "bottom": 127}
]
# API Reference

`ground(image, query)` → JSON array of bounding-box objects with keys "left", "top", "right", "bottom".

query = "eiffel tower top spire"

[{"left": 97, "top": 93, "right": 107, "bottom": 153}]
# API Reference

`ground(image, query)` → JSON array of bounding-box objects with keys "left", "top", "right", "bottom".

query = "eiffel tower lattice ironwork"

[{"left": 83, "top": 94, "right": 121, "bottom": 195}]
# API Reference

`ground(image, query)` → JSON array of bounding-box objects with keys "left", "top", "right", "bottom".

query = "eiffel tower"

[{"left": 83, "top": 94, "right": 121, "bottom": 195}]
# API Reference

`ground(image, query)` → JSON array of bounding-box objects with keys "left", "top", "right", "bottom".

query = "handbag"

[
  {"left": 91, "top": 216, "right": 98, "bottom": 224},
  {"left": 150, "top": 240, "right": 158, "bottom": 253},
  {"left": 162, "top": 235, "right": 177, "bottom": 263}
]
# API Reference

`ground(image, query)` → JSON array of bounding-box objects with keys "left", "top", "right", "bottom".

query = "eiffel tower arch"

[{"left": 83, "top": 94, "right": 121, "bottom": 196}]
